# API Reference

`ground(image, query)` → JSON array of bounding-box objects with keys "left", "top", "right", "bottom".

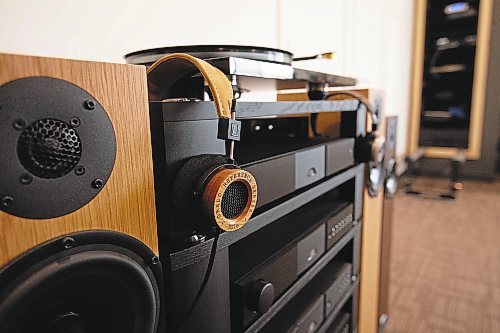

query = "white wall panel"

[
  {"left": 0, "top": 0, "right": 279, "bottom": 63},
  {"left": 278, "top": 0, "right": 347, "bottom": 75}
]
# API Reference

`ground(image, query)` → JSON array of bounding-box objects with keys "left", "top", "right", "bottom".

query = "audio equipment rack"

[
  {"left": 127, "top": 46, "right": 379, "bottom": 333},
  {"left": 153, "top": 98, "right": 367, "bottom": 333}
]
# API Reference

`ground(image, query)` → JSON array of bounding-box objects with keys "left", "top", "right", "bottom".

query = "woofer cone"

[{"left": 0, "top": 232, "right": 163, "bottom": 333}]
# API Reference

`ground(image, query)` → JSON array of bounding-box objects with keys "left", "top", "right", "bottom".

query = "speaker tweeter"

[{"left": 0, "top": 77, "right": 116, "bottom": 219}]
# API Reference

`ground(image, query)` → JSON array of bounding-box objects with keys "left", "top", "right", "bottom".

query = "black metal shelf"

[
  {"left": 221, "top": 163, "right": 363, "bottom": 248},
  {"left": 244, "top": 222, "right": 361, "bottom": 333},
  {"left": 154, "top": 100, "right": 360, "bottom": 122},
  {"left": 230, "top": 200, "right": 351, "bottom": 281},
  {"left": 168, "top": 163, "right": 364, "bottom": 271}
]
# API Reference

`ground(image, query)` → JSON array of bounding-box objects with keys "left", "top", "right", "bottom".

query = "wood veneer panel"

[{"left": 0, "top": 54, "right": 158, "bottom": 267}]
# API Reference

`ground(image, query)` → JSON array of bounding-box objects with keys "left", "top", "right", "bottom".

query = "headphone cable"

[
  {"left": 175, "top": 228, "right": 221, "bottom": 332},
  {"left": 325, "top": 91, "right": 378, "bottom": 132}
]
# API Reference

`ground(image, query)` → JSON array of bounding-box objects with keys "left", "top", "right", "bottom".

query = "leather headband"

[{"left": 146, "top": 53, "right": 233, "bottom": 119}]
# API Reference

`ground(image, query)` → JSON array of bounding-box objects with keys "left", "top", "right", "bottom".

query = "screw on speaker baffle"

[
  {"left": 70, "top": 117, "right": 81, "bottom": 128},
  {"left": 19, "top": 173, "right": 33, "bottom": 185},
  {"left": 61, "top": 237, "right": 75, "bottom": 249},
  {"left": 83, "top": 100, "right": 95, "bottom": 110},
  {"left": 151, "top": 256, "right": 159, "bottom": 265},
  {"left": 13, "top": 119, "right": 26, "bottom": 131},
  {"left": 92, "top": 178, "right": 103, "bottom": 189},
  {"left": 1, "top": 195, "right": 14, "bottom": 207},
  {"left": 74, "top": 165, "right": 85, "bottom": 176}
]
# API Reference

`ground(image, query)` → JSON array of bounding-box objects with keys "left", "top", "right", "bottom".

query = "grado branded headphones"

[
  {"left": 147, "top": 53, "right": 258, "bottom": 232},
  {"left": 326, "top": 91, "right": 386, "bottom": 197}
]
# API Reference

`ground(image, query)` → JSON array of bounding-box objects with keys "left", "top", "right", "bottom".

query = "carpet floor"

[{"left": 385, "top": 178, "right": 500, "bottom": 333}]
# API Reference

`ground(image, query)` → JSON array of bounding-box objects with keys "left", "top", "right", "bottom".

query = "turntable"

[{"left": 125, "top": 45, "right": 356, "bottom": 96}]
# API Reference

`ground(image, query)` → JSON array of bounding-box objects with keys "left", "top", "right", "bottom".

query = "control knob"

[{"left": 247, "top": 279, "right": 275, "bottom": 314}]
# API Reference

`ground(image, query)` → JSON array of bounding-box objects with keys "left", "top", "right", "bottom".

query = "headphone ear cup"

[
  {"left": 173, "top": 154, "right": 258, "bottom": 233},
  {"left": 202, "top": 167, "right": 257, "bottom": 232},
  {"left": 172, "top": 154, "right": 230, "bottom": 231}
]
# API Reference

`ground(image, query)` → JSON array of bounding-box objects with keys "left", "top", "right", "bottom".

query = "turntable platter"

[{"left": 125, "top": 45, "right": 294, "bottom": 66}]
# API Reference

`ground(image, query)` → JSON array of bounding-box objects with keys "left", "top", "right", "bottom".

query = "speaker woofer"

[{"left": 0, "top": 231, "right": 163, "bottom": 333}]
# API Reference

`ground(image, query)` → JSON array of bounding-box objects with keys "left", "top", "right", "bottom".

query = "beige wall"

[
  {"left": 0, "top": 0, "right": 279, "bottom": 63},
  {"left": 277, "top": 0, "right": 414, "bottom": 160}
]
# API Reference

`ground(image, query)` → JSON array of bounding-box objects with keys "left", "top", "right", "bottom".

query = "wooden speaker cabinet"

[
  {"left": 378, "top": 116, "right": 398, "bottom": 333},
  {"left": 408, "top": 0, "right": 494, "bottom": 160},
  {"left": 355, "top": 89, "right": 386, "bottom": 333},
  {"left": 0, "top": 54, "right": 162, "bottom": 333}
]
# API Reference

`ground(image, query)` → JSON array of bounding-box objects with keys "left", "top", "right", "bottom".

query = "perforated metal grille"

[
  {"left": 17, "top": 118, "right": 82, "bottom": 179},
  {"left": 221, "top": 181, "right": 248, "bottom": 219}
]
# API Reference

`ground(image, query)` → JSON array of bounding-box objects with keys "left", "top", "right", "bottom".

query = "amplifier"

[
  {"left": 325, "top": 264, "right": 352, "bottom": 318},
  {"left": 326, "top": 204, "right": 354, "bottom": 250},
  {"left": 243, "top": 138, "right": 355, "bottom": 208},
  {"left": 230, "top": 190, "right": 353, "bottom": 331},
  {"left": 231, "top": 224, "right": 325, "bottom": 330},
  {"left": 260, "top": 260, "right": 354, "bottom": 333},
  {"left": 289, "top": 295, "right": 325, "bottom": 333}
]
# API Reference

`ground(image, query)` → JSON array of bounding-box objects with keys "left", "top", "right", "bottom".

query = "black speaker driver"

[
  {"left": 384, "top": 158, "right": 398, "bottom": 198},
  {"left": 367, "top": 162, "right": 386, "bottom": 197},
  {"left": 17, "top": 118, "right": 82, "bottom": 179},
  {"left": 0, "top": 231, "right": 164, "bottom": 333},
  {"left": 0, "top": 77, "right": 116, "bottom": 219}
]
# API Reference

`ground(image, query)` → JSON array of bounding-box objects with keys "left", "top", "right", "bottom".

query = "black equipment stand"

[{"left": 404, "top": 149, "right": 465, "bottom": 200}]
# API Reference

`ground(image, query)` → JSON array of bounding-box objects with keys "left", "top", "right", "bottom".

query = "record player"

[{"left": 125, "top": 45, "right": 357, "bottom": 99}]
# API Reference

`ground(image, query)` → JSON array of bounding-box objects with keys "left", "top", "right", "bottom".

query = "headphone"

[
  {"left": 326, "top": 91, "right": 386, "bottom": 197},
  {"left": 147, "top": 53, "right": 258, "bottom": 233}
]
